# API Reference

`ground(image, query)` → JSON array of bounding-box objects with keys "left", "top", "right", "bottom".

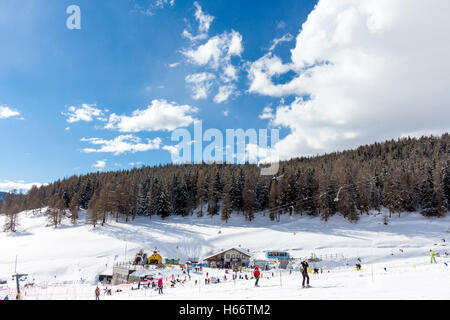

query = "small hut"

[{"left": 203, "top": 247, "right": 252, "bottom": 268}]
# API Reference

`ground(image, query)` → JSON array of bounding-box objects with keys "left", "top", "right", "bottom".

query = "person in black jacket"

[{"left": 300, "top": 259, "right": 310, "bottom": 288}]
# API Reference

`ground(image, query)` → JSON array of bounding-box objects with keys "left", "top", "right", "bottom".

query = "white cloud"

[
  {"left": 162, "top": 145, "right": 179, "bottom": 155},
  {"left": 182, "top": 30, "right": 243, "bottom": 102},
  {"left": 131, "top": 0, "right": 175, "bottom": 16},
  {"left": 129, "top": 161, "right": 144, "bottom": 167},
  {"left": 268, "top": 33, "right": 294, "bottom": 51},
  {"left": 92, "top": 160, "right": 107, "bottom": 169},
  {"left": 185, "top": 73, "right": 216, "bottom": 100},
  {"left": 222, "top": 109, "right": 230, "bottom": 117},
  {"left": 183, "top": 31, "right": 243, "bottom": 69},
  {"left": 156, "top": 0, "right": 175, "bottom": 8},
  {"left": 194, "top": 1, "right": 214, "bottom": 34},
  {"left": 0, "top": 180, "right": 45, "bottom": 193},
  {"left": 181, "top": 3, "right": 243, "bottom": 104},
  {"left": 0, "top": 106, "right": 20, "bottom": 119},
  {"left": 248, "top": 0, "right": 450, "bottom": 159},
  {"left": 169, "top": 62, "right": 180, "bottom": 68},
  {"left": 81, "top": 135, "right": 162, "bottom": 155},
  {"left": 258, "top": 107, "right": 274, "bottom": 120},
  {"left": 181, "top": 2, "right": 213, "bottom": 42},
  {"left": 63, "top": 104, "right": 105, "bottom": 123},
  {"left": 214, "top": 85, "right": 237, "bottom": 104},
  {"left": 105, "top": 99, "right": 198, "bottom": 132}
]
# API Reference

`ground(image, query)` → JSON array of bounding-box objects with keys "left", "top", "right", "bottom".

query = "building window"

[{"left": 226, "top": 254, "right": 230, "bottom": 258}]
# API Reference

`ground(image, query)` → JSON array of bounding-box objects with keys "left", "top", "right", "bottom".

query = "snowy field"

[{"left": 0, "top": 209, "right": 449, "bottom": 300}]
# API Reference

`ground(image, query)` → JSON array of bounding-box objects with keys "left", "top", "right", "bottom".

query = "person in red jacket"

[
  {"left": 157, "top": 277, "right": 163, "bottom": 294},
  {"left": 253, "top": 265, "right": 261, "bottom": 287}
]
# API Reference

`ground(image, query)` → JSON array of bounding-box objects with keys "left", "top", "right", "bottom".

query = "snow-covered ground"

[{"left": 0, "top": 209, "right": 449, "bottom": 300}]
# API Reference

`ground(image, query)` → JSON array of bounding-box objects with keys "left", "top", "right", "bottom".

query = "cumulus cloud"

[
  {"left": 183, "top": 31, "right": 243, "bottom": 102},
  {"left": 249, "top": 0, "right": 450, "bottom": 159},
  {"left": 194, "top": 1, "right": 214, "bottom": 34},
  {"left": 162, "top": 145, "right": 179, "bottom": 155},
  {"left": 181, "top": 3, "right": 243, "bottom": 104},
  {"left": 185, "top": 72, "right": 216, "bottom": 100},
  {"left": 92, "top": 160, "right": 107, "bottom": 169},
  {"left": 258, "top": 107, "right": 274, "bottom": 120},
  {"left": 0, "top": 106, "right": 20, "bottom": 119},
  {"left": 81, "top": 135, "right": 162, "bottom": 155},
  {"left": 63, "top": 104, "right": 106, "bottom": 123},
  {"left": 105, "top": 99, "right": 198, "bottom": 132},
  {"left": 182, "top": 1, "right": 214, "bottom": 41},
  {"left": 183, "top": 31, "right": 243, "bottom": 70},
  {"left": 0, "top": 180, "right": 45, "bottom": 192},
  {"left": 214, "top": 85, "right": 237, "bottom": 104}
]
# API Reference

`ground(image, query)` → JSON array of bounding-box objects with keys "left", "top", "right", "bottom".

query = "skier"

[
  {"left": 95, "top": 286, "right": 101, "bottom": 300},
  {"left": 300, "top": 259, "right": 310, "bottom": 288},
  {"left": 253, "top": 265, "right": 261, "bottom": 287},
  {"left": 356, "top": 258, "right": 362, "bottom": 271},
  {"left": 158, "top": 278, "right": 163, "bottom": 294},
  {"left": 430, "top": 250, "right": 437, "bottom": 264}
]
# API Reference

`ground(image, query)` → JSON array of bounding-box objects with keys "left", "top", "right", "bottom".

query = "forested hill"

[{"left": 1, "top": 134, "right": 449, "bottom": 230}]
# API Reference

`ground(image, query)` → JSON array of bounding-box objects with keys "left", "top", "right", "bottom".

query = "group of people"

[
  {"left": 251, "top": 259, "right": 312, "bottom": 289},
  {"left": 94, "top": 276, "right": 165, "bottom": 299},
  {"left": 92, "top": 248, "right": 446, "bottom": 299}
]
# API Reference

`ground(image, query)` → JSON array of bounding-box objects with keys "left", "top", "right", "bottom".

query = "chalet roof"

[
  {"left": 202, "top": 247, "right": 252, "bottom": 261},
  {"left": 99, "top": 265, "right": 114, "bottom": 276}
]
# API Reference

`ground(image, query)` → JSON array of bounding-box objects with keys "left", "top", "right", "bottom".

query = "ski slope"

[{"left": 0, "top": 209, "right": 449, "bottom": 300}]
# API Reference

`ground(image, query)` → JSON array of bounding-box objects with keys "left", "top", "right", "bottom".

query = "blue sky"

[
  {"left": 1, "top": 0, "right": 449, "bottom": 190},
  {"left": 0, "top": 0, "right": 315, "bottom": 188}
]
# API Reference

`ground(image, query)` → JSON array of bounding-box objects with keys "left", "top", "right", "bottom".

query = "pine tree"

[
  {"left": 2, "top": 192, "right": 19, "bottom": 232},
  {"left": 242, "top": 174, "right": 255, "bottom": 221},
  {"left": 207, "top": 171, "right": 220, "bottom": 216},
  {"left": 158, "top": 188, "right": 171, "bottom": 219},
  {"left": 148, "top": 177, "right": 161, "bottom": 217},
  {"left": 136, "top": 183, "right": 149, "bottom": 216},
  {"left": 269, "top": 178, "right": 281, "bottom": 221},
  {"left": 337, "top": 169, "right": 359, "bottom": 222},
  {"left": 79, "top": 179, "right": 94, "bottom": 209},
  {"left": 86, "top": 190, "right": 101, "bottom": 228},
  {"left": 441, "top": 160, "right": 450, "bottom": 211},
  {"left": 301, "top": 169, "right": 319, "bottom": 216},
  {"left": 69, "top": 192, "right": 80, "bottom": 224},
  {"left": 421, "top": 164, "right": 438, "bottom": 217},
  {"left": 369, "top": 173, "right": 383, "bottom": 212},
  {"left": 221, "top": 183, "right": 232, "bottom": 223},
  {"left": 172, "top": 176, "right": 188, "bottom": 216},
  {"left": 321, "top": 175, "right": 338, "bottom": 221},
  {"left": 46, "top": 196, "right": 66, "bottom": 228},
  {"left": 231, "top": 171, "right": 244, "bottom": 213},
  {"left": 196, "top": 170, "right": 207, "bottom": 217}
]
